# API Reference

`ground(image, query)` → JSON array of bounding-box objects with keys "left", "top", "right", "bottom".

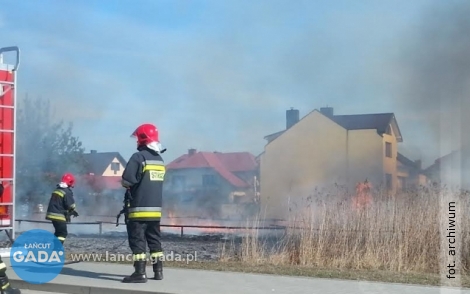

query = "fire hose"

[
  {"left": 116, "top": 206, "right": 128, "bottom": 227},
  {"left": 109, "top": 190, "right": 132, "bottom": 251},
  {"left": 65, "top": 210, "right": 79, "bottom": 223},
  {"left": 116, "top": 189, "right": 131, "bottom": 227}
]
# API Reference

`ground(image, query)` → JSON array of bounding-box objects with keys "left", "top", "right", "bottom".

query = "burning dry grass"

[{"left": 220, "top": 185, "right": 470, "bottom": 275}]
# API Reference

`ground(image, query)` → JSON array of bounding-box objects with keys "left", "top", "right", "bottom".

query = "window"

[
  {"left": 110, "top": 162, "right": 120, "bottom": 175},
  {"left": 202, "top": 175, "right": 217, "bottom": 186},
  {"left": 385, "top": 174, "right": 393, "bottom": 190},
  {"left": 385, "top": 142, "right": 392, "bottom": 158}
]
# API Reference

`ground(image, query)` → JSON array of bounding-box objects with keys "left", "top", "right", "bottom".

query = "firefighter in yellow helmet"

[{"left": 121, "top": 123, "right": 166, "bottom": 283}]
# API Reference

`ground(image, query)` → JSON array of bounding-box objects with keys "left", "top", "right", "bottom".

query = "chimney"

[
  {"left": 286, "top": 108, "right": 299, "bottom": 129},
  {"left": 320, "top": 107, "right": 334, "bottom": 117},
  {"left": 188, "top": 148, "right": 196, "bottom": 155},
  {"left": 90, "top": 150, "right": 97, "bottom": 154}
]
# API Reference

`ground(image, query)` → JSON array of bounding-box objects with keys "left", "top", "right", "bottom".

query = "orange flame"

[{"left": 352, "top": 180, "right": 372, "bottom": 210}]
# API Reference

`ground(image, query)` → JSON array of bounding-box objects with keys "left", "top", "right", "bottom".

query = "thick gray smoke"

[
  {"left": 13, "top": 96, "right": 126, "bottom": 236},
  {"left": 396, "top": 1, "right": 470, "bottom": 188}
]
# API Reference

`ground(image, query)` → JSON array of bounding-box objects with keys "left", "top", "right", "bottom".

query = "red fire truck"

[{"left": 0, "top": 46, "right": 19, "bottom": 245}]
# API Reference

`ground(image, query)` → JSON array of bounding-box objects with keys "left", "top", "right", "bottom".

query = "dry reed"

[{"left": 221, "top": 184, "right": 470, "bottom": 275}]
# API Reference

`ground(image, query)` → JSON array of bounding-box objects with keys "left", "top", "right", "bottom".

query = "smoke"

[
  {"left": 395, "top": 1, "right": 470, "bottom": 162},
  {"left": 393, "top": 0, "right": 470, "bottom": 187},
  {"left": 397, "top": 3, "right": 470, "bottom": 286},
  {"left": 4, "top": 0, "right": 470, "bottom": 231},
  {"left": 1, "top": 0, "right": 427, "bottom": 163},
  {"left": 162, "top": 185, "right": 259, "bottom": 229},
  {"left": 13, "top": 95, "right": 125, "bottom": 236}
]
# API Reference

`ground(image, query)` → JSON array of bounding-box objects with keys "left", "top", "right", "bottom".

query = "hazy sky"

[{"left": 1, "top": 0, "right": 467, "bottom": 167}]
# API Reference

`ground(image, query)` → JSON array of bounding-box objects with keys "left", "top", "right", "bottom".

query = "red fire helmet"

[
  {"left": 131, "top": 123, "right": 159, "bottom": 146},
  {"left": 61, "top": 173, "right": 75, "bottom": 187},
  {"left": 131, "top": 123, "right": 166, "bottom": 153}
]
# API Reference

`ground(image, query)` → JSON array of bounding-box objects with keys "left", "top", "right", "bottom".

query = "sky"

[{"left": 0, "top": 0, "right": 468, "bottom": 168}]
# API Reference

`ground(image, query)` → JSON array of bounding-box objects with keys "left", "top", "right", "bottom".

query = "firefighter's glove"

[{"left": 70, "top": 210, "right": 79, "bottom": 218}]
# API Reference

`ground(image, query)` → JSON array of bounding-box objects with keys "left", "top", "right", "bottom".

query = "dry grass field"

[{"left": 219, "top": 185, "right": 470, "bottom": 276}]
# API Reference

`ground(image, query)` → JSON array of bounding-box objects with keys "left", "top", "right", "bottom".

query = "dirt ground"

[
  {"left": 5, "top": 215, "right": 284, "bottom": 262},
  {"left": 63, "top": 232, "right": 239, "bottom": 261},
  {"left": 0, "top": 227, "right": 243, "bottom": 262}
]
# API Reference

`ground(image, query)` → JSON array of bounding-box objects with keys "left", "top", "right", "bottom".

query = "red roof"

[
  {"left": 215, "top": 152, "right": 257, "bottom": 172},
  {"left": 167, "top": 151, "right": 257, "bottom": 188}
]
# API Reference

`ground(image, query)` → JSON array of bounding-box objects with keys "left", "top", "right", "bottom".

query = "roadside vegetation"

[
  {"left": 67, "top": 184, "right": 470, "bottom": 287},
  {"left": 214, "top": 185, "right": 470, "bottom": 286}
]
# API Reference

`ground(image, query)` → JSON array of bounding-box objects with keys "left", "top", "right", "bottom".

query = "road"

[{"left": 1, "top": 260, "right": 469, "bottom": 294}]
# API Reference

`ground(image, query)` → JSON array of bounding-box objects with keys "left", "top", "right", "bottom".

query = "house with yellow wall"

[
  {"left": 259, "top": 107, "right": 421, "bottom": 221},
  {"left": 83, "top": 150, "right": 127, "bottom": 177},
  {"left": 79, "top": 150, "right": 127, "bottom": 191},
  {"left": 73, "top": 150, "right": 128, "bottom": 216}
]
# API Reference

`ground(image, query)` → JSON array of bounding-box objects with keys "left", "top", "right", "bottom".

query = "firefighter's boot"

[
  {"left": 54, "top": 240, "right": 66, "bottom": 262},
  {"left": 122, "top": 261, "right": 147, "bottom": 283},
  {"left": 56, "top": 241, "right": 64, "bottom": 252},
  {"left": 153, "top": 259, "right": 163, "bottom": 280},
  {"left": 0, "top": 275, "right": 21, "bottom": 294},
  {"left": 52, "top": 237, "right": 64, "bottom": 251}
]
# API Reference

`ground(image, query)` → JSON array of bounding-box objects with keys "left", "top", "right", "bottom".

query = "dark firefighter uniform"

[
  {"left": 0, "top": 256, "right": 20, "bottom": 294},
  {"left": 0, "top": 183, "right": 20, "bottom": 294},
  {"left": 121, "top": 147, "right": 165, "bottom": 283},
  {"left": 45, "top": 185, "right": 78, "bottom": 244}
]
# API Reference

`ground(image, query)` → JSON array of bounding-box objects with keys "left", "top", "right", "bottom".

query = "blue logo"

[{"left": 10, "top": 229, "right": 65, "bottom": 284}]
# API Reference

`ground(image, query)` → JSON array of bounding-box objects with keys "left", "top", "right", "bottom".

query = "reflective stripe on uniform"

[
  {"left": 45, "top": 212, "right": 66, "bottom": 221},
  {"left": 53, "top": 190, "right": 65, "bottom": 197},
  {"left": 128, "top": 211, "right": 161, "bottom": 219},
  {"left": 69, "top": 203, "right": 76, "bottom": 209},
  {"left": 0, "top": 262, "right": 6, "bottom": 270},
  {"left": 133, "top": 253, "right": 146, "bottom": 261},
  {"left": 142, "top": 160, "right": 165, "bottom": 171},
  {"left": 128, "top": 207, "right": 161, "bottom": 219},
  {"left": 150, "top": 252, "right": 163, "bottom": 259},
  {"left": 142, "top": 160, "right": 165, "bottom": 181},
  {"left": 143, "top": 160, "right": 165, "bottom": 164},
  {"left": 128, "top": 207, "right": 161, "bottom": 212},
  {"left": 1, "top": 282, "right": 9, "bottom": 290},
  {"left": 57, "top": 236, "right": 66, "bottom": 241}
]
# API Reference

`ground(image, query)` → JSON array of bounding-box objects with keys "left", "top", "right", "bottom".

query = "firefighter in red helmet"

[
  {"left": 45, "top": 173, "right": 79, "bottom": 245},
  {"left": 0, "top": 183, "right": 20, "bottom": 294},
  {"left": 121, "top": 123, "right": 166, "bottom": 283}
]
